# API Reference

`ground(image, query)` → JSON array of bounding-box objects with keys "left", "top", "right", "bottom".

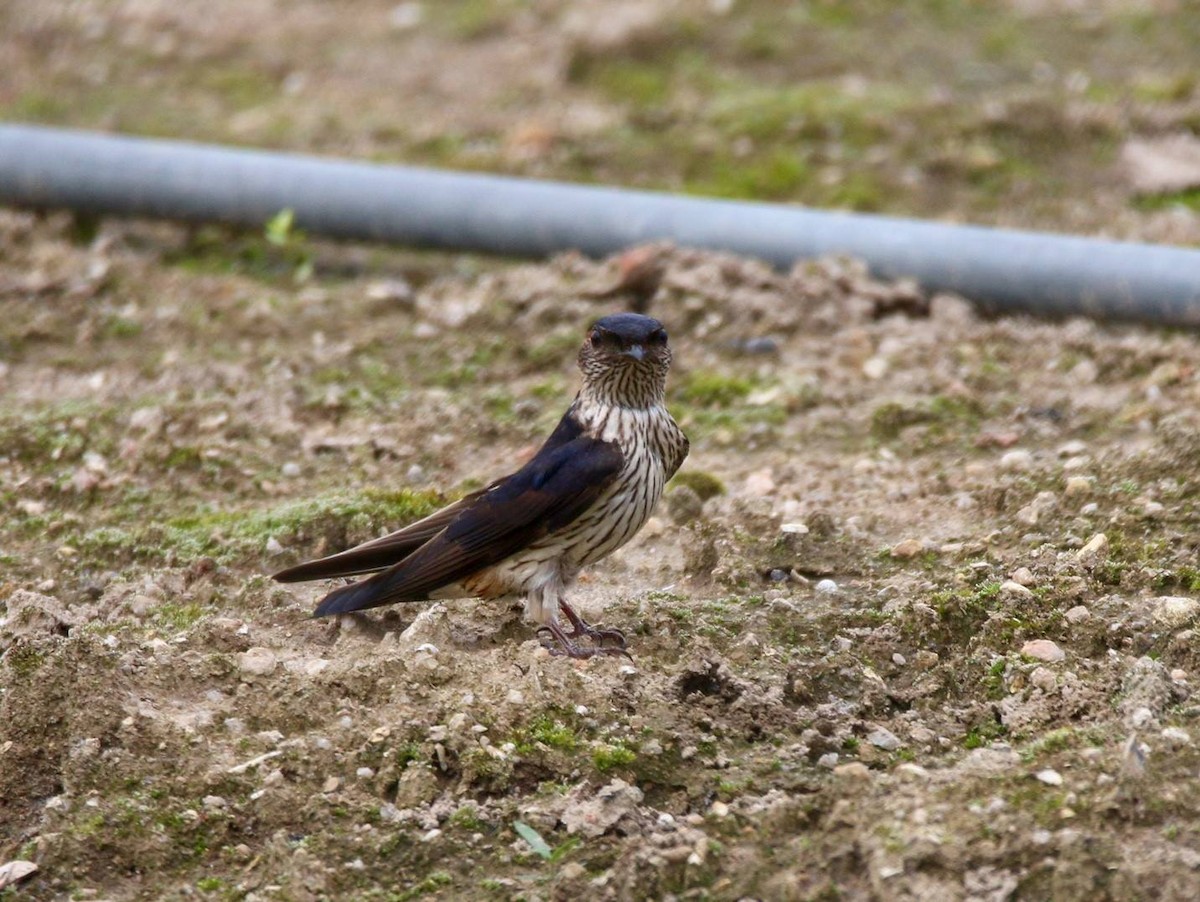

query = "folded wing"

[{"left": 311, "top": 433, "right": 623, "bottom": 615}]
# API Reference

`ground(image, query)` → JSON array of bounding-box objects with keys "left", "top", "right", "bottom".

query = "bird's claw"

[{"left": 536, "top": 622, "right": 632, "bottom": 660}]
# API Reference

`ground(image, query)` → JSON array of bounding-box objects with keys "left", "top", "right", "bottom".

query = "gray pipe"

[{"left": 1, "top": 123, "right": 1198, "bottom": 325}]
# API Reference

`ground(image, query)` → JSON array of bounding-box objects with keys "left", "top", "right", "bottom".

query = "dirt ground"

[{"left": 3, "top": 2, "right": 1200, "bottom": 901}]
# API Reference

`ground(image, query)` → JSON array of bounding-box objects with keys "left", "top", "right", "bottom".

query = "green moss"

[
  {"left": 153, "top": 603, "right": 208, "bottom": 633},
  {"left": 674, "top": 371, "right": 757, "bottom": 407},
  {"left": 592, "top": 743, "right": 637, "bottom": 772},
  {"left": 73, "top": 487, "right": 443, "bottom": 568},
  {"left": 394, "top": 871, "right": 452, "bottom": 901},
  {"left": 668, "top": 470, "right": 726, "bottom": 501},
  {"left": 4, "top": 644, "right": 47, "bottom": 678}
]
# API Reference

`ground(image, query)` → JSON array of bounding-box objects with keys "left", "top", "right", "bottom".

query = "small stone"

[
  {"left": 889, "top": 538, "right": 924, "bottom": 559},
  {"left": 816, "top": 752, "right": 839, "bottom": 769},
  {"left": 862, "top": 356, "right": 889, "bottom": 379},
  {"left": 1030, "top": 667, "right": 1057, "bottom": 692},
  {"left": 834, "top": 762, "right": 872, "bottom": 781},
  {"left": 1076, "top": 532, "right": 1108, "bottom": 560},
  {"left": 1021, "top": 640, "right": 1065, "bottom": 663},
  {"left": 1171, "top": 669, "right": 1187, "bottom": 682},
  {"left": 202, "top": 795, "right": 227, "bottom": 809},
  {"left": 1000, "top": 580, "right": 1034, "bottom": 599},
  {"left": 1130, "top": 706, "right": 1155, "bottom": 730},
  {"left": 1161, "top": 726, "right": 1191, "bottom": 747},
  {"left": 815, "top": 579, "right": 839, "bottom": 594},
  {"left": 0, "top": 861, "right": 38, "bottom": 888},
  {"left": 914, "top": 650, "right": 939, "bottom": 670},
  {"left": 1064, "top": 475, "right": 1093, "bottom": 496},
  {"left": 709, "top": 800, "right": 729, "bottom": 817},
  {"left": 265, "top": 536, "right": 284, "bottom": 555},
  {"left": 1035, "top": 769, "right": 1063, "bottom": 786},
  {"left": 322, "top": 776, "right": 341, "bottom": 793},
  {"left": 999, "top": 449, "right": 1034, "bottom": 471},
  {"left": 238, "top": 647, "right": 278, "bottom": 677},
  {"left": 780, "top": 522, "right": 809, "bottom": 535},
  {"left": 281, "top": 461, "right": 302, "bottom": 478},
  {"left": 892, "top": 653, "right": 907, "bottom": 666},
  {"left": 506, "top": 689, "right": 525, "bottom": 705},
  {"left": 1064, "top": 605, "right": 1091, "bottom": 624},
  {"left": 1152, "top": 596, "right": 1200, "bottom": 628},
  {"left": 356, "top": 767, "right": 376, "bottom": 779},
  {"left": 866, "top": 727, "right": 903, "bottom": 751},
  {"left": 894, "top": 762, "right": 930, "bottom": 781},
  {"left": 744, "top": 468, "right": 776, "bottom": 497},
  {"left": 1010, "top": 567, "right": 1036, "bottom": 586},
  {"left": 1057, "top": 440, "right": 1087, "bottom": 457}
]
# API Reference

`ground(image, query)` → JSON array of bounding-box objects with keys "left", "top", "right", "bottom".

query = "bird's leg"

[{"left": 537, "top": 601, "right": 631, "bottom": 658}]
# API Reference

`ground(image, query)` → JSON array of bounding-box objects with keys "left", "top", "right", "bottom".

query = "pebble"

[
  {"left": 862, "top": 356, "right": 889, "bottom": 379},
  {"left": 816, "top": 752, "right": 839, "bottom": 769},
  {"left": 867, "top": 727, "right": 903, "bottom": 751},
  {"left": 1021, "top": 639, "right": 1065, "bottom": 663},
  {"left": 1000, "top": 580, "right": 1034, "bottom": 599},
  {"left": 1010, "top": 567, "right": 1035, "bottom": 586},
  {"left": 894, "top": 762, "right": 930, "bottom": 781},
  {"left": 1030, "top": 667, "right": 1057, "bottom": 692},
  {"left": 322, "top": 776, "right": 341, "bottom": 793},
  {"left": 264, "top": 536, "right": 284, "bottom": 555},
  {"left": 1130, "top": 706, "right": 1155, "bottom": 730},
  {"left": 202, "top": 795, "right": 227, "bottom": 809},
  {"left": 1075, "top": 532, "right": 1108, "bottom": 560},
  {"left": 892, "top": 653, "right": 906, "bottom": 666},
  {"left": 744, "top": 468, "right": 776, "bottom": 497},
  {"left": 1016, "top": 491, "right": 1057, "bottom": 526},
  {"left": 780, "top": 522, "right": 809, "bottom": 535},
  {"left": 815, "top": 579, "right": 839, "bottom": 594},
  {"left": 1171, "top": 669, "right": 1188, "bottom": 682},
  {"left": 833, "top": 762, "right": 871, "bottom": 781},
  {"left": 914, "top": 650, "right": 939, "bottom": 670},
  {"left": 357, "top": 767, "right": 376, "bottom": 779},
  {"left": 281, "top": 461, "right": 301, "bottom": 478},
  {"left": 1151, "top": 596, "right": 1200, "bottom": 628},
  {"left": 999, "top": 449, "right": 1034, "bottom": 471},
  {"left": 1161, "top": 727, "right": 1192, "bottom": 747},
  {"left": 506, "top": 689, "right": 525, "bottom": 705},
  {"left": 238, "top": 647, "right": 278, "bottom": 678},
  {"left": 889, "top": 538, "right": 924, "bottom": 559},
  {"left": 1063, "top": 475, "right": 1093, "bottom": 496},
  {"left": 709, "top": 800, "right": 730, "bottom": 817},
  {"left": 1064, "top": 605, "right": 1091, "bottom": 624},
  {"left": 1035, "top": 769, "right": 1063, "bottom": 786}
]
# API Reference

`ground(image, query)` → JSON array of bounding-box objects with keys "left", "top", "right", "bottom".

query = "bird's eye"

[
  {"left": 590, "top": 331, "right": 603, "bottom": 347},
  {"left": 650, "top": 329, "right": 667, "bottom": 344}
]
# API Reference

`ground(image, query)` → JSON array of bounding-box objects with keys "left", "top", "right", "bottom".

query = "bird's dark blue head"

[
  {"left": 587, "top": 314, "right": 668, "bottom": 361},
  {"left": 578, "top": 313, "right": 673, "bottom": 406}
]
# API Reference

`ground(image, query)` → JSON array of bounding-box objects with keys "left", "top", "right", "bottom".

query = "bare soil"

[{"left": 3, "top": 2, "right": 1200, "bottom": 901}]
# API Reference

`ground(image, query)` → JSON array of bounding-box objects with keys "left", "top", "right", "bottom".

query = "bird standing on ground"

[{"left": 273, "top": 313, "right": 689, "bottom": 658}]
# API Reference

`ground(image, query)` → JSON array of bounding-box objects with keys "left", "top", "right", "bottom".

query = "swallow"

[{"left": 272, "top": 313, "right": 689, "bottom": 658}]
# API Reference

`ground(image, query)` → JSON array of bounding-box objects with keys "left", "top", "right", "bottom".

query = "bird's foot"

[{"left": 536, "top": 619, "right": 631, "bottom": 660}]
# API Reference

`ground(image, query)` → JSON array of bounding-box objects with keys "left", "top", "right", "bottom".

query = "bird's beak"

[{"left": 623, "top": 345, "right": 645, "bottom": 361}]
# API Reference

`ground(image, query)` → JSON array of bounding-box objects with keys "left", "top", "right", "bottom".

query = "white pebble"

[
  {"left": 815, "top": 579, "right": 839, "bottom": 594},
  {"left": 1020, "top": 639, "right": 1065, "bottom": 663},
  {"left": 1035, "top": 769, "right": 1063, "bottom": 786}
]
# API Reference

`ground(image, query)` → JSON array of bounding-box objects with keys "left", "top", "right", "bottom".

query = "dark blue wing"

[{"left": 311, "top": 409, "right": 623, "bottom": 615}]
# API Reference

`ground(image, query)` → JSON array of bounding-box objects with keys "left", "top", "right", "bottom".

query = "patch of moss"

[
  {"left": 669, "top": 470, "right": 727, "bottom": 501},
  {"left": 73, "top": 487, "right": 443, "bottom": 568},
  {"left": 592, "top": 743, "right": 637, "bottom": 772},
  {"left": 393, "top": 870, "right": 453, "bottom": 901},
  {"left": 674, "top": 371, "right": 758, "bottom": 407}
]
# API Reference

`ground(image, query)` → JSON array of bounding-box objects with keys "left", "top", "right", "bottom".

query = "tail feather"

[{"left": 312, "top": 570, "right": 427, "bottom": 617}]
